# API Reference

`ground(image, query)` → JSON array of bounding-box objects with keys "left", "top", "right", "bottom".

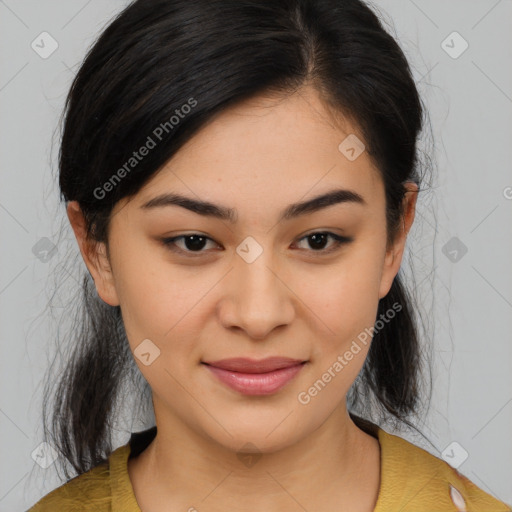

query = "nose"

[{"left": 217, "top": 246, "right": 295, "bottom": 340}]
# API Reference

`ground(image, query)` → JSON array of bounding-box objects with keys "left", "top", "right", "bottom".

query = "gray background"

[{"left": 1, "top": 0, "right": 511, "bottom": 510}]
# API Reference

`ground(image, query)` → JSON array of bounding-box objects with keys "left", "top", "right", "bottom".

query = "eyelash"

[{"left": 160, "top": 231, "right": 353, "bottom": 258}]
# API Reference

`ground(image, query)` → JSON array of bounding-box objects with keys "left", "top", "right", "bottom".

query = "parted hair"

[{"left": 42, "top": 0, "right": 434, "bottom": 480}]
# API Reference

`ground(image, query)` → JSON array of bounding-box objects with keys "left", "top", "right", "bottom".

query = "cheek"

[
  {"left": 113, "top": 248, "right": 221, "bottom": 369},
  {"left": 109, "top": 242, "right": 184, "bottom": 343},
  {"left": 299, "top": 247, "right": 385, "bottom": 358}
]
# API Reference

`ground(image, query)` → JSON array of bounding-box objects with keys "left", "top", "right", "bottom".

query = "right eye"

[{"left": 160, "top": 233, "right": 221, "bottom": 257}]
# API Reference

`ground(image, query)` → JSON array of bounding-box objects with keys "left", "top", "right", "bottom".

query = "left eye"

[
  {"left": 161, "top": 231, "right": 353, "bottom": 257},
  {"left": 294, "top": 232, "right": 352, "bottom": 253}
]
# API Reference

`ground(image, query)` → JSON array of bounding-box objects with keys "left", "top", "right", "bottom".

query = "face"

[{"left": 68, "top": 85, "right": 416, "bottom": 454}]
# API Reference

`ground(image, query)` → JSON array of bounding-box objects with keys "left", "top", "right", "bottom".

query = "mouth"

[{"left": 201, "top": 357, "right": 308, "bottom": 395}]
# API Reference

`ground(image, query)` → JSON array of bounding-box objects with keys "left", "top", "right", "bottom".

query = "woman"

[{"left": 29, "top": 0, "right": 511, "bottom": 510}]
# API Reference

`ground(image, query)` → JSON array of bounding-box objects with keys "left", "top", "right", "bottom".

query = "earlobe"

[{"left": 66, "top": 201, "right": 120, "bottom": 306}]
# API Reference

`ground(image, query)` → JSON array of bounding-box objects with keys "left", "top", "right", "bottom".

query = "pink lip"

[{"left": 202, "top": 357, "right": 307, "bottom": 395}]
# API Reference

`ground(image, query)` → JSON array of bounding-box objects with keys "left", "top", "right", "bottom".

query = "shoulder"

[
  {"left": 376, "top": 427, "right": 511, "bottom": 512},
  {"left": 27, "top": 445, "right": 129, "bottom": 511}
]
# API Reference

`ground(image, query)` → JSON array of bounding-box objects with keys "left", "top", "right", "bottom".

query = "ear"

[
  {"left": 66, "top": 201, "right": 120, "bottom": 306},
  {"left": 378, "top": 182, "right": 418, "bottom": 299}
]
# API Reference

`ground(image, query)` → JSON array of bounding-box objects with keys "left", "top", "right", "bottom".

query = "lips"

[
  {"left": 202, "top": 357, "right": 307, "bottom": 395},
  {"left": 203, "top": 356, "right": 306, "bottom": 373}
]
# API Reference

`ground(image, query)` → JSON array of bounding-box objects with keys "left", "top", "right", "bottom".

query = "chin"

[{"left": 198, "top": 414, "right": 307, "bottom": 456}]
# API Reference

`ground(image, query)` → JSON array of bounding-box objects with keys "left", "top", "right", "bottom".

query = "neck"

[{"left": 128, "top": 403, "right": 381, "bottom": 512}]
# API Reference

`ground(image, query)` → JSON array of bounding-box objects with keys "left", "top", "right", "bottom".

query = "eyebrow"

[{"left": 140, "top": 187, "right": 366, "bottom": 223}]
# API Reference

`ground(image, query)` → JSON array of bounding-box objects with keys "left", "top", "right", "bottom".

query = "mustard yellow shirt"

[{"left": 29, "top": 417, "right": 511, "bottom": 511}]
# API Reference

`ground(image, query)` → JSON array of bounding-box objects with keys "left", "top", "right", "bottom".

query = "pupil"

[
  {"left": 185, "top": 235, "right": 206, "bottom": 251},
  {"left": 309, "top": 233, "right": 327, "bottom": 250}
]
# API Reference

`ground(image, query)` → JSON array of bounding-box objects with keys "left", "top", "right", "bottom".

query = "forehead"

[{"left": 117, "top": 86, "right": 384, "bottom": 219}]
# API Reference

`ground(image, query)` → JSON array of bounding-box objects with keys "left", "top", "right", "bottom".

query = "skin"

[{"left": 67, "top": 85, "right": 417, "bottom": 512}]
